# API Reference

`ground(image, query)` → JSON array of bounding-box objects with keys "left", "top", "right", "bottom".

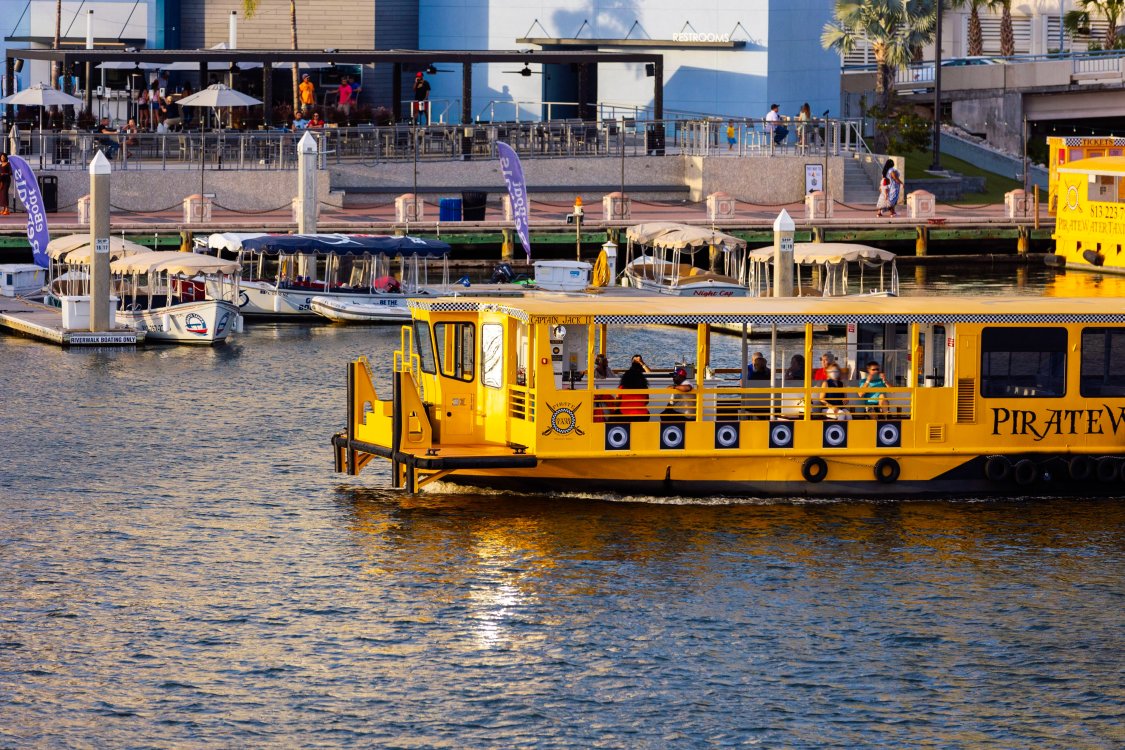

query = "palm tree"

[
  {"left": 951, "top": 0, "right": 989, "bottom": 55},
  {"left": 52, "top": 0, "right": 62, "bottom": 89},
  {"left": 242, "top": 0, "right": 302, "bottom": 113},
  {"left": 822, "top": 0, "right": 938, "bottom": 114},
  {"left": 1065, "top": 0, "right": 1125, "bottom": 50},
  {"left": 988, "top": 0, "right": 1016, "bottom": 56}
]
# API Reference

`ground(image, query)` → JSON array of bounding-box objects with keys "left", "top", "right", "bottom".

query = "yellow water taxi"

[
  {"left": 1047, "top": 136, "right": 1125, "bottom": 273},
  {"left": 332, "top": 294, "right": 1125, "bottom": 497}
]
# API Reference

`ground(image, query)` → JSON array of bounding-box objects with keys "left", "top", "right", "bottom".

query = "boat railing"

[
  {"left": 507, "top": 386, "right": 536, "bottom": 422},
  {"left": 570, "top": 383, "right": 914, "bottom": 424}
]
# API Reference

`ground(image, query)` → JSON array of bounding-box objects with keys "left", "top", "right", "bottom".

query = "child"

[{"left": 726, "top": 120, "right": 736, "bottom": 151}]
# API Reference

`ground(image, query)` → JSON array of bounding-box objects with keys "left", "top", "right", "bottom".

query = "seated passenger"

[
  {"left": 613, "top": 361, "right": 650, "bottom": 423},
  {"left": 661, "top": 366, "right": 695, "bottom": 422},
  {"left": 817, "top": 365, "right": 851, "bottom": 420},
  {"left": 858, "top": 360, "right": 888, "bottom": 415},
  {"left": 748, "top": 355, "right": 770, "bottom": 381},
  {"left": 784, "top": 354, "right": 805, "bottom": 382}
]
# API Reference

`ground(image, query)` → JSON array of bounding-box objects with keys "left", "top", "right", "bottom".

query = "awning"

[{"left": 207, "top": 232, "right": 451, "bottom": 257}]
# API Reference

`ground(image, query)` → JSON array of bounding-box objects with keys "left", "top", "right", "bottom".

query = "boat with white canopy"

[
  {"left": 203, "top": 232, "right": 455, "bottom": 318},
  {"left": 44, "top": 234, "right": 150, "bottom": 299},
  {"left": 746, "top": 243, "right": 899, "bottom": 297},
  {"left": 623, "top": 223, "right": 749, "bottom": 297},
  {"left": 110, "top": 251, "right": 241, "bottom": 344}
]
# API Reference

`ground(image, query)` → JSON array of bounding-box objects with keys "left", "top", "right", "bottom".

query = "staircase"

[{"left": 843, "top": 157, "right": 880, "bottom": 207}]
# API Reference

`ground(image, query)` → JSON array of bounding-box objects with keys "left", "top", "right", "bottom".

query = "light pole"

[
  {"left": 573, "top": 196, "right": 584, "bottom": 261},
  {"left": 822, "top": 109, "right": 830, "bottom": 220},
  {"left": 931, "top": 0, "right": 944, "bottom": 170}
]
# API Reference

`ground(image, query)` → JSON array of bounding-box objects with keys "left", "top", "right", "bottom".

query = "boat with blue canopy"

[{"left": 202, "top": 232, "right": 455, "bottom": 318}]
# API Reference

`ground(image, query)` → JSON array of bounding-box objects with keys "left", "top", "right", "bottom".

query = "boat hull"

[
  {"left": 119, "top": 299, "right": 240, "bottom": 343},
  {"left": 310, "top": 295, "right": 412, "bottom": 323},
  {"left": 623, "top": 272, "right": 748, "bottom": 297},
  {"left": 233, "top": 281, "right": 399, "bottom": 318}
]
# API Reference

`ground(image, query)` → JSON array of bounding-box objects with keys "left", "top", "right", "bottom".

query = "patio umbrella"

[
  {"left": 0, "top": 83, "right": 85, "bottom": 166},
  {"left": 175, "top": 83, "right": 262, "bottom": 109},
  {"left": 176, "top": 83, "right": 262, "bottom": 132}
]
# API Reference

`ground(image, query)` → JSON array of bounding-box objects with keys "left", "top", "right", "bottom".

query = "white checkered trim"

[
  {"left": 596, "top": 314, "right": 1125, "bottom": 325},
  {"left": 408, "top": 299, "right": 530, "bottom": 322}
]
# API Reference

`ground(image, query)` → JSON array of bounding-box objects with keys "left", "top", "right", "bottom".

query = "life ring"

[
  {"left": 1013, "top": 458, "right": 1038, "bottom": 486},
  {"left": 1095, "top": 456, "right": 1119, "bottom": 483},
  {"left": 715, "top": 423, "right": 739, "bottom": 449},
  {"left": 801, "top": 456, "right": 828, "bottom": 483},
  {"left": 984, "top": 455, "right": 1011, "bottom": 482},
  {"left": 1068, "top": 455, "right": 1093, "bottom": 482},
  {"left": 874, "top": 457, "right": 900, "bottom": 484}
]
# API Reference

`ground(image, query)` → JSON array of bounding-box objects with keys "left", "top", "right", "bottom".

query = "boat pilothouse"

[
  {"left": 202, "top": 233, "right": 453, "bottom": 318},
  {"left": 333, "top": 294, "right": 1125, "bottom": 497}
]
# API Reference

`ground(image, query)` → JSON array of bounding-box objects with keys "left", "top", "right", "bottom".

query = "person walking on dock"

[
  {"left": 0, "top": 153, "right": 11, "bottom": 215},
  {"left": 877, "top": 159, "right": 903, "bottom": 217}
]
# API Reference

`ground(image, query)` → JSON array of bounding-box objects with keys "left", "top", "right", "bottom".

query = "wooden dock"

[{"left": 0, "top": 297, "right": 144, "bottom": 346}]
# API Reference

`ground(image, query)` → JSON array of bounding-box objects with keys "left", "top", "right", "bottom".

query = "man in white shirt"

[{"left": 765, "top": 103, "right": 789, "bottom": 146}]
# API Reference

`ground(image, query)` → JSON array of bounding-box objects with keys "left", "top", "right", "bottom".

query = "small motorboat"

[{"left": 622, "top": 222, "right": 749, "bottom": 297}]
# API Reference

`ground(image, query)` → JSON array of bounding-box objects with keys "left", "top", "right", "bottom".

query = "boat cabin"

[{"left": 1051, "top": 155, "right": 1125, "bottom": 274}]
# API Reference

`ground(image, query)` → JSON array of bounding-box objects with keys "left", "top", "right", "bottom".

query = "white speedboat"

[
  {"left": 110, "top": 251, "right": 242, "bottom": 344},
  {"left": 623, "top": 222, "right": 749, "bottom": 297},
  {"left": 203, "top": 233, "right": 453, "bottom": 318}
]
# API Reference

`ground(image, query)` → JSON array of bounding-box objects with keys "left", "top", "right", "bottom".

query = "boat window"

[
  {"left": 1090, "top": 174, "right": 1116, "bottom": 203},
  {"left": 1080, "top": 328, "right": 1125, "bottom": 397},
  {"left": 981, "top": 327, "right": 1067, "bottom": 398},
  {"left": 413, "top": 321, "right": 436, "bottom": 374},
  {"left": 481, "top": 323, "right": 503, "bottom": 389},
  {"left": 433, "top": 322, "right": 475, "bottom": 382}
]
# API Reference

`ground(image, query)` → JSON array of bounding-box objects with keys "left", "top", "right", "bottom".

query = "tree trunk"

[
  {"left": 290, "top": 0, "right": 300, "bottom": 114},
  {"left": 968, "top": 8, "right": 984, "bottom": 56},
  {"left": 52, "top": 0, "right": 62, "bottom": 89},
  {"left": 1000, "top": 2, "right": 1015, "bottom": 57},
  {"left": 1107, "top": 18, "right": 1119, "bottom": 50}
]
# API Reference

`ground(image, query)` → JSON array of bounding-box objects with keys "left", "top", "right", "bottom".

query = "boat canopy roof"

[
  {"left": 112, "top": 251, "right": 240, "bottom": 276},
  {"left": 207, "top": 232, "right": 451, "bottom": 257},
  {"left": 406, "top": 293, "right": 1125, "bottom": 324},
  {"left": 747, "top": 243, "right": 897, "bottom": 265},
  {"left": 1055, "top": 155, "right": 1125, "bottom": 175},
  {"left": 46, "top": 234, "right": 149, "bottom": 262},
  {"left": 625, "top": 222, "right": 746, "bottom": 251}
]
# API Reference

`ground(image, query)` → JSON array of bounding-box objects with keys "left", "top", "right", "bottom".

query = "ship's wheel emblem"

[
  {"left": 544, "top": 402, "right": 585, "bottom": 436},
  {"left": 1066, "top": 183, "right": 1080, "bottom": 212}
]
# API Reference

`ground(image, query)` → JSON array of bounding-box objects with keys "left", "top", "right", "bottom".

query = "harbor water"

[{"left": 1, "top": 266, "right": 1123, "bottom": 747}]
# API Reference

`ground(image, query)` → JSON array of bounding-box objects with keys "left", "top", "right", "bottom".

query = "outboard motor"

[{"left": 491, "top": 263, "right": 515, "bottom": 283}]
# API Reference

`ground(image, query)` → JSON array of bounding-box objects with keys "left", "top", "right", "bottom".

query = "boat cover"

[
  {"left": 112, "top": 251, "right": 240, "bottom": 276},
  {"left": 746, "top": 243, "right": 896, "bottom": 265},
  {"left": 206, "top": 232, "right": 451, "bottom": 257},
  {"left": 46, "top": 235, "right": 150, "bottom": 261},
  {"left": 625, "top": 223, "right": 746, "bottom": 251}
]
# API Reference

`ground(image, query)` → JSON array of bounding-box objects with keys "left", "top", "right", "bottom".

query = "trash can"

[
  {"left": 38, "top": 175, "right": 58, "bottom": 213},
  {"left": 439, "top": 198, "right": 463, "bottom": 222},
  {"left": 645, "top": 123, "right": 666, "bottom": 156},
  {"left": 462, "top": 191, "right": 487, "bottom": 221}
]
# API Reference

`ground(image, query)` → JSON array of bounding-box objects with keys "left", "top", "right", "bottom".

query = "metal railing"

[{"left": 2, "top": 116, "right": 870, "bottom": 172}]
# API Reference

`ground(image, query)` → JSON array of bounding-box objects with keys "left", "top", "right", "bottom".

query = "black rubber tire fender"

[
  {"left": 801, "top": 456, "right": 828, "bottom": 483},
  {"left": 1013, "top": 458, "right": 1038, "bottom": 486},
  {"left": 1096, "top": 456, "right": 1120, "bottom": 483},
  {"left": 874, "top": 457, "right": 900, "bottom": 484},
  {"left": 1068, "top": 455, "right": 1094, "bottom": 482},
  {"left": 984, "top": 455, "right": 1011, "bottom": 482}
]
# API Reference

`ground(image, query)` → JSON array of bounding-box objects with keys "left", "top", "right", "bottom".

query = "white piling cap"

[
  {"left": 773, "top": 208, "right": 794, "bottom": 232},
  {"left": 298, "top": 130, "right": 318, "bottom": 154},
  {"left": 89, "top": 151, "right": 111, "bottom": 175}
]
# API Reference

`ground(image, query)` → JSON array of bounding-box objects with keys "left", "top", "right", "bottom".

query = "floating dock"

[{"left": 0, "top": 297, "right": 144, "bottom": 346}]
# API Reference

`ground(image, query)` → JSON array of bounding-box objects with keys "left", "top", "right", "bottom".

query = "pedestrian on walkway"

[
  {"left": 0, "top": 153, "right": 11, "bottom": 215},
  {"left": 876, "top": 159, "right": 903, "bottom": 217}
]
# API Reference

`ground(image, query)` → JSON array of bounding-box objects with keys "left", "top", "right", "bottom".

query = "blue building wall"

[{"left": 418, "top": 0, "right": 840, "bottom": 123}]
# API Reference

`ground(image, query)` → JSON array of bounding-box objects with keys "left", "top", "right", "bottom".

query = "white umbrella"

[
  {"left": 0, "top": 82, "right": 84, "bottom": 108},
  {"left": 175, "top": 83, "right": 262, "bottom": 108},
  {"left": 0, "top": 83, "right": 85, "bottom": 166}
]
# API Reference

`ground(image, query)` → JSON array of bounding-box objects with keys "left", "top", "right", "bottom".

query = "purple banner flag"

[
  {"left": 496, "top": 142, "right": 531, "bottom": 260},
  {"left": 8, "top": 156, "right": 50, "bottom": 268}
]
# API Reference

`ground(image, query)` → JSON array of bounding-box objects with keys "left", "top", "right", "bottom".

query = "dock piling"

[
  {"left": 89, "top": 151, "right": 111, "bottom": 332},
  {"left": 773, "top": 209, "right": 794, "bottom": 297},
  {"left": 915, "top": 225, "right": 928, "bottom": 257},
  {"left": 297, "top": 130, "right": 318, "bottom": 234}
]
